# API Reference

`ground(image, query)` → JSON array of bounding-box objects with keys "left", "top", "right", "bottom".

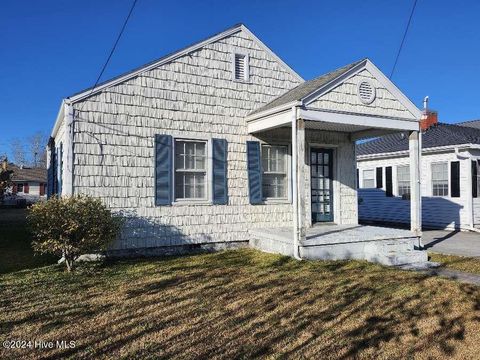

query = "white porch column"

[
  {"left": 409, "top": 130, "right": 422, "bottom": 235},
  {"left": 297, "top": 118, "right": 306, "bottom": 243},
  {"left": 292, "top": 106, "right": 301, "bottom": 259}
]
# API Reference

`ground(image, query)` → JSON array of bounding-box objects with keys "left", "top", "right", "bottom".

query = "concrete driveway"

[{"left": 422, "top": 230, "right": 480, "bottom": 257}]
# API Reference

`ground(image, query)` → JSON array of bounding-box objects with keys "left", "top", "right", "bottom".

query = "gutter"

[{"left": 357, "top": 143, "right": 480, "bottom": 161}]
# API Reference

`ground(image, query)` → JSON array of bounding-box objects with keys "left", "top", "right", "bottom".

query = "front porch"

[
  {"left": 246, "top": 59, "right": 426, "bottom": 265},
  {"left": 250, "top": 224, "right": 427, "bottom": 266}
]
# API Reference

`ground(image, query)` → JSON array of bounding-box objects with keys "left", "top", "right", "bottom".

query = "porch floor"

[
  {"left": 251, "top": 224, "right": 417, "bottom": 245},
  {"left": 249, "top": 224, "right": 427, "bottom": 266}
]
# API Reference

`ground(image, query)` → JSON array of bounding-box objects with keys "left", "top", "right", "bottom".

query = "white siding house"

[
  {"left": 357, "top": 116, "right": 480, "bottom": 230},
  {"left": 49, "top": 24, "right": 428, "bottom": 265},
  {"left": 3, "top": 163, "right": 47, "bottom": 204}
]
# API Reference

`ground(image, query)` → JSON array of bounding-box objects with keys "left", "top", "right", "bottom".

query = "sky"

[{"left": 1, "top": 0, "right": 480, "bottom": 158}]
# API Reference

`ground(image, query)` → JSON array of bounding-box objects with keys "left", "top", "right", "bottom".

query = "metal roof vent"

[{"left": 357, "top": 80, "right": 376, "bottom": 104}]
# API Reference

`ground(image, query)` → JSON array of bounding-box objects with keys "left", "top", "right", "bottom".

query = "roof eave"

[
  {"left": 67, "top": 24, "right": 303, "bottom": 104},
  {"left": 302, "top": 59, "right": 368, "bottom": 105},
  {"left": 51, "top": 99, "right": 66, "bottom": 139},
  {"left": 357, "top": 143, "right": 480, "bottom": 160},
  {"left": 245, "top": 101, "right": 302, "bottom": 122}
]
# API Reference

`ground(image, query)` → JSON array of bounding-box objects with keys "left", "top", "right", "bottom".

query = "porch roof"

[
  {"left": 249, "top": 59, "right": 364, "bottom": 116},
  {"left": 246, "top": 59, "right": 422, "bottom": 140}
]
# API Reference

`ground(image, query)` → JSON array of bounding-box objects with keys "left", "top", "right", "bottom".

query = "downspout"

[
  {"left": 454, "top": 147, "right": 478, "bottom": 232},
  {"left": 418, "top": 130, "right": 423, "bottom": 247},
  {"left": 292, "top": 106, "right": 301, "bottom": 259},
  {"left": 64, "top": 101, "right": 74, "bottom": 196}
]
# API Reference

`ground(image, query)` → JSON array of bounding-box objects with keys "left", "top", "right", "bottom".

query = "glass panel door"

[{"left": 310, "top": 148, "right": 333, "bottom": 222}]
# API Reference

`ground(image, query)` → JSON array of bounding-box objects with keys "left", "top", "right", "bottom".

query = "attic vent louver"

[
  {"left": 234, "top": 53, "right": 248, "bottom": 81},
  {"left": 357, "top": 80, "right": 376, "bottom": 104}
]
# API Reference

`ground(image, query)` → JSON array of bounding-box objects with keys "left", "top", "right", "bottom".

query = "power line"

[
  {"left": 390, "top": 0, "right": 418, "bottom": 79},
  {"left": 79, "top": 0, "right": 139, "bottom": 104}
]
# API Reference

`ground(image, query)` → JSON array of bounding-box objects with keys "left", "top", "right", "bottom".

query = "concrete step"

[
  {"left": 369, "top": 249, "right": 428, "bottom": 266},
  {"left": 379, "top": 240, "right": 415, "bottom": 253},
  {"left": 249, "top": 236, "right": 294, "bottom": 257}
]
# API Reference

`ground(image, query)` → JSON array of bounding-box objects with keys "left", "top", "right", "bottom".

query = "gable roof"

[
  {"left": 249, "top": 59, "right": 365, "bottom": 116},
  {"left": 8, "top": 164, "right": 47, "bottom": 183},
  {"left": 357, "top": 123, "right": 480, "bottom": 156},
  {"left": 459, "top": 119, "right": 480, "bottom": 130},
  {"left": 248, "top": 58, "right": 422, "bottom": 120},
  {"left": 67, "top": 23, "right": 303, "bottom": 103}
]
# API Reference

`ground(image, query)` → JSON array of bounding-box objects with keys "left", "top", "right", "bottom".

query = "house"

[
  {"left": 357, "top": 112, "right": 480, "bottom": 230},
  {"left": 48, "top": 24, "right": 427, "bottom": 265},
  {"left": 5, "top": 162, "right": 47, "bottom": 204}
]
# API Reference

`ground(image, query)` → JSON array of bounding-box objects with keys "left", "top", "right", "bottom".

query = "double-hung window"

[
  {"left": 432, "top": 162, "right": 449, "bottom": 196},
  {"left": 17, "top": 183, "right": 24, "bottom": 193},
  {"left": 261, "top": 145, "right": 287, "bottom": 199},
  {"left": 397, "top": 165, "right": 410, "bottom": 197},
  {"left": 362, "top": 169, "right": 375, "bottom": 188},
  {"left": 174, "top": 140, "right": 207, "bottom": 200}
]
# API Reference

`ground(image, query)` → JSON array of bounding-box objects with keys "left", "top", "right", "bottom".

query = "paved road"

[{"left": 422, "top": 230, "right": 480, "bottom": 257}]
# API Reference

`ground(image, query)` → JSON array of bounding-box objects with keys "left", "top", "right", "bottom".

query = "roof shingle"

[
  {"left": 357, "top": 123, "right": 480, "bottom": 156},
  {"left": 7, "top": 164, "right": 47, "bottom": 183},
  {"left": 249, "top": 59, "right": 365, "bottom": 116}
]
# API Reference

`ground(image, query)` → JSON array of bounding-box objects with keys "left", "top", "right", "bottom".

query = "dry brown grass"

[
  {"left": 429, "top": 252, "right": 480, "bottom": 275},
  {"left": 1, "top": 249, "right": 480, "bottom": 359}
]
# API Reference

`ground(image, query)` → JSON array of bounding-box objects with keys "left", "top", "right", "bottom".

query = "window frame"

[
  {"left": 172, "top": 138, "right": 210, "bottom": 203},
  {"left": 431, "top": 161, "right": 449, "bottom": 197},
  {"left": 397, "top": 164, "right": 410, "bottom": 198},
  {"left": 362, "top": 169, "right": 375, "bottom": 188},
  {"left": 17, "top": 183, "right": 24, "bottom": 193},
  {"left": 260, "top": 143, "right": 291, "bottom": 203},
  {"left": 232, "top": 52, "right": 250, "bottom": 82}
]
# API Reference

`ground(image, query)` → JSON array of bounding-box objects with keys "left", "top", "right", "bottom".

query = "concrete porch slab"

[
  {"left": 250, "top": 224, "right": 427, "bottom": 266},
  {"left": 251, "top": 224, "right": 418, "bottom": 246}
]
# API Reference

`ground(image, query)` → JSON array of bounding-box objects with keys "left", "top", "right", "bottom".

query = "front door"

[{"left": 310, "top": 148, "right": 333, "bottom": 223}]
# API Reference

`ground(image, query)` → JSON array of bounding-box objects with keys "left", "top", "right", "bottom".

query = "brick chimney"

[{"left": 420, "top": 110, "right": 438, "bottom": 131}]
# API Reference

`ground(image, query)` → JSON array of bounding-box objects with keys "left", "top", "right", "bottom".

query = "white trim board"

[
  {"left": 248, "top": 107, "right": 420, "bottom": 134},
  {"left": 246, "top": 59, "right": 423, "bottom": 129},
  {"left": 303, "top": 59, "right": 422, "bottom": 120},
  {"left": 68, "top": 24, "right": 303, "bottom": 104},
  {"left": 51, "top": 24, "right": 304, "bottom": 138},
  {"left": 357, "top": 144, "right": 480, "bottom": 161}
]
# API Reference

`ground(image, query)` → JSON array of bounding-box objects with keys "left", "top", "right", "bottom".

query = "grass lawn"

[
  {"left": 1, "top": 249, "right": 480, "bottom": 359},
  {"left": 0, "top": 209, "right": 56, "bottom": 274},
  {"left": 429, "top": 252, "right": 480, "bottom": 275}
]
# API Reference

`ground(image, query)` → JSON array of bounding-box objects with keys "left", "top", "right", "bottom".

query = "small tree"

[
  {"left": 0, "top": 157, "right": 13, "bottom": 202},
  {"left": 28, "top": 196, "right": 122, "bottom": 271}
]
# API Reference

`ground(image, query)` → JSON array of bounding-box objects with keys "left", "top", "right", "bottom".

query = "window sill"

[
  {"left": 172, "top": 199, "right": 212, "bottom": 206},
  {"left": 262, "top": 198, "right": 291, "bottom": 205},
  {"left": 233, "top": 78, "right": 250, "bottom": 84}
]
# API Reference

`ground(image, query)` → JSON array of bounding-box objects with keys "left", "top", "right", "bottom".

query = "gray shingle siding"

[
  {"left": 70, "top": 29, "right": 302, "bottom": 250},
  {"left": 249, "top": 59, "right": 364, "bottom": 115}
]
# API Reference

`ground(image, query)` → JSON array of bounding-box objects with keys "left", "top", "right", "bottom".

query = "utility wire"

[
  {"left": 78, "top": 0, "right": 138, "bottom": 105},
  {"left": 72, "top": 0, "right": 138, "bottom": 169},
  {"left": 390, "top": 0, "right": 418, "bottom": 79}
]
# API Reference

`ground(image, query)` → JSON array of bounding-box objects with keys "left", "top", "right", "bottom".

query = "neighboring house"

[
  {"left": 357, "top": 112, "right": 480, "bottom": 230},
  {"left": 48, "top": 24, "right": 427, "bottom": 265},
  {"left": 6, "top": 163, "right": 47, "bottom": 203}
]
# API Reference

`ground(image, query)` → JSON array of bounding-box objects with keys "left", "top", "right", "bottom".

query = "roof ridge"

[
  {"left": 67, "top": 23, "right": 304, "bottom": 102},
  {"left": 68, "top": 23, "right": 245, "bottom": 99}
]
